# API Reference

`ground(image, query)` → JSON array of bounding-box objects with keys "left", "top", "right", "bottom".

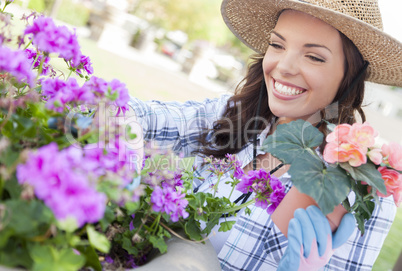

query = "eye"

[
  {"left": 307, "top": 55, "right": 326, "bottom": 63},
  {"left": 268, "top": 43, "right": 284, "bottom": 50}
]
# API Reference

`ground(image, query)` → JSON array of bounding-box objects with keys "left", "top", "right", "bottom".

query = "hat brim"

[{"left": 222, "top": 0, "right": 402, "bottom": 87}]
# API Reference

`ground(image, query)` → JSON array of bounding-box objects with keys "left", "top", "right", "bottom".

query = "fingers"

[
  {"left": 284, "top": 218, "right": 304, "bottom": 270},
  {"left": 332, "top": 212, "right": 356, "bottom": 249},
  {"left": 293, "top": 208, "right": 315, "bottom": 258},
  {"left": 306, "top": 206, "right": 331, "bottom": 257},
  {"left": 293, "top": 206, "right": 331, "bottom": 258}
]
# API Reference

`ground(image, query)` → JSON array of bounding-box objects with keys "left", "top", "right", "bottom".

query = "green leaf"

[
  {"left": 125, "top": 201, "right": 140, "bottom": 215},
  {"left": 99, "top": 205, "right": 115, "bottom": 231},
  {"left": 184, "top": 217, "right": 203, "bottom": 241},
  {"left": 244, "top": 207, "right": 252, "bottom": 216},
  {"left": 0, "top": 146, "right": 20, "bottom": 168},
  {"left": 340, "top": 162, "right": 387, "bottom": 195},
  {"left": 126, "top": 125, "right": 138, "bottom": 140},
  {"left": 149, "top": 235, "right": 168, "bottom": 254},
  {"left": 76, "top": 245, "right": 102, "bottom": 271},
  {"left": 218, "top": 221, "right": 236, "bottom": 232},
  {"left": 289, "top": 159, "right": 352, "bottom": 215},
  {"left": 262, "top": 119, "right": 323, "bottom": 164},
  {"left": 201, "top": 213, "right": 221, "bottom": 235},
  {"left": 12, "top": 114, "right": 36, "bottom": 138},
  {"left": 0, "top": 237, "right": 32, "bottom": 268},
  {"left": 3, "top": 199, "right": 54, "bottom": 237},
  {"left": 122, "top": 235, "right": 139, "bottom": 255},
  {"left": 30, "top": 244, "right": 85, "bottom": 271},
  {"left": 87, "top": 225, "right": 111, "bottom": 253},
  {"left": 56, "top": 217, "right": 79, "bottom": 232},
  {"left": 3, "top": 175, "right": 22, "bottom": 198}
]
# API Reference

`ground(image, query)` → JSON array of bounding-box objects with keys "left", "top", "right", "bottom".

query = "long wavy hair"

[{"left": 196, "top": 32, "right": 367, "bottom": 158}]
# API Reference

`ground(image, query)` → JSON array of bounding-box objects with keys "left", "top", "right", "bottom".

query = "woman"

[{"left": 130, "top": 0, "right": 402, "bottom": 269}]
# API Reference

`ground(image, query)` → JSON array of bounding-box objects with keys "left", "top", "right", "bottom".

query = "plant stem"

[
  {"left": 0, "top": 177, "right": 4, "bottom": 199},
  {"left": 133, "top": 212, "right": 149, "bottom": 237},
  {"left": 58, "top": 130, "right": 96, "bottom": 149},
  {"left": 363, "top": 194, "right": 373, "bottom": 201},
  {"left": 23, "top": 40, "right": 32, "bottom": 50},
  {"left": 211, "top": 198, "right": 256, "bottom": 214},
  {"left": 31, "top": 53, "right": 40, "bottom": 70},
  {"left": 36, "top": 57, "right": 45, "bottom": 80},
  {"left": 213, "top": 175, "right": 222, "bottom": 197},
  {"left": 228, "top": 180, "right": 237, "bottom": 200},
  {"left": 150, "top": 213, "right": 161, "bottom": 235},
  {"left": 307, "top": 148, "right": 322, "bottom": 162},
  {"left": 67, "top": 69, "right": 73, "bottom": 80}
]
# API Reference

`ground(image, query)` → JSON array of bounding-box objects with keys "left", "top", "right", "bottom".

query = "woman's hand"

[{"left": 277, "top": 205, "right": 355, "bottom": 271}]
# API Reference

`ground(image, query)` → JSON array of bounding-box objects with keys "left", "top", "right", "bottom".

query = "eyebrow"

[{"left": 271, "top": 31, "right": 332, "bottom": 53}]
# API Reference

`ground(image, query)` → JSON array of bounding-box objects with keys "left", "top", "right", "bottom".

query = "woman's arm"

[{"left": 129, "top": 95, "right": 231, "bottom": 157}]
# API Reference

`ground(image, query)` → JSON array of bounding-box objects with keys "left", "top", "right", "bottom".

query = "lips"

[{"left": 271, "top": 79, "right": 306, "bottom": 100}]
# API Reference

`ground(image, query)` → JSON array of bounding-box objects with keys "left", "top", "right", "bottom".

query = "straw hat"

[{"left": 221, "top": 0, "right": 402, "bottom": 87}]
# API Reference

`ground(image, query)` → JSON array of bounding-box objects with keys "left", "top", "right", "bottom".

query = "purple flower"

[
  {"left": 129, "top": 214, "right": 135, "bottom": 231},
  {"left": 236, "top": 169, "right": 268, "bottom": 193},
  {"left": 109, "top": 79, "right": 130, "bottom": 116},
  {"left": 236, "top": 169, "right": 285, "bottom": 214},
  {"left": 42, "top": 77, "right": 94, "bottom": 111},
  {"left": 24, "top": 17, "right": 82, "bottom": 65},
  {"left": 173, "top": 172, "right": 184, "bottom": 187},
  {"left": 83, "top": 136, "right": 139, "bottom": 189},
  {"left": 233, "top": 164, "right": 244, "bottom": 179},
  {"left": 0, "top": 46, "right": 35, "bottom": 87},
  {"left": 160, "top": 171, "right": 184, "bottom": 190},
  {"left": 83, "top": 76, "right": 108, "bottom": 96},
  {"left": 267, "top": 178, "right": 286, "bottom": 214},
  {"left": 151, "top": 186, "right": 189, "bottom": 222},
  {"left": 16, "top": 143, "right": 107, "bottom": 227},
  {"left": 74, "top": 54, "right": 94, "bottom": 76},
  {"left": 105, "top": 255, "right": 114, "bottom": 264},
  {"left": 24, "top": 48, "right": 51, "bottom": 75}
]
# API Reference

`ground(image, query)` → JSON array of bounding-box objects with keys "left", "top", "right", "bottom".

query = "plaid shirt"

[{"left": 129, "top": 95, "right": 397, "bottom": 270}]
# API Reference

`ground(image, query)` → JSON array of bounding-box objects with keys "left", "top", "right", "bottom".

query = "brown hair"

[{"left": 196, "top": 32, "right": 367, "bottom": 158}]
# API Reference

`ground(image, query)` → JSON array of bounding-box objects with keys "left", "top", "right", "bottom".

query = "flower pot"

[
  {"left": 134, "top": 234, "right": 221, "bottom": 271},
  {"left": 271, "top": 186, "right": 348, "bottom": 237}
]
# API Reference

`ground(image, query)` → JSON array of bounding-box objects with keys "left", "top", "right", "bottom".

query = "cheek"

[
  {"left": 262, "top": 52, "right": 276, "bottom": 75},
  {"left": 306, "top": 69, "right": 341, "bottom": 100}
]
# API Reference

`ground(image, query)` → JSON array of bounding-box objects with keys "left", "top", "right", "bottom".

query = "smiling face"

[{"left": 263, "top": 10, "right": 345, "bottom": 124}]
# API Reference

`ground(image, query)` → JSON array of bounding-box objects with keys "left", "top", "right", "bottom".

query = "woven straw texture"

[{"left": 222, "top": 0, "right": 402, "bottom": 87}]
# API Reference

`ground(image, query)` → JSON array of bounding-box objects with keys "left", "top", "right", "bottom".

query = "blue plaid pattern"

[{"left": 129, "top": 95, "right": 397, "bottom": 270}]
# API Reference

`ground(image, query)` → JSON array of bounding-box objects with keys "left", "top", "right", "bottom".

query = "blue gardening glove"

[{"left": 277, "top": 206, "right": 355, "bottom": 271}]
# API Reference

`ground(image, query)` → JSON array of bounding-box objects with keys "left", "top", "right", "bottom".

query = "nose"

[{"left": 276, "top": 51, "right": 300, "bottom": 76}]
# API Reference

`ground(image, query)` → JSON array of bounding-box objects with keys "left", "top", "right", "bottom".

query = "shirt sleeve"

[{"left": 128, "top": 94, "right": 231, "bottom": 156}]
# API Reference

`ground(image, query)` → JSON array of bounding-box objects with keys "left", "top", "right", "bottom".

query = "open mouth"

[{"left": 274, "top": 80, "right": 306, "bottom": 96}]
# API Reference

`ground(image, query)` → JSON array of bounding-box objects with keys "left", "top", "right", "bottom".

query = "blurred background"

[{"left": 9, "top": 0, "right": 402, "bottom": 269}]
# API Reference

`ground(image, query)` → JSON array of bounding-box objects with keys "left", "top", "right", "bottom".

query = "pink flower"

[
  {"left": 382, "top": 142, "right": 402, "bottom": 171},
  {"left": 324, "top": 122, "right": 380, "bottom": 167},
  {"left": 323, "top": 142, "right": 367, "bottom": 167},
  {"left": 377, "top": 166, "right": 402, "bottom": 206},
  {"left": 347, "top": 122, "right": 378, "bottom": 148},
  {"left": 326, "top": 123, "right": 351, "bottom": 143},
  {"left": 367, "top": 148, "right": 383, "bottom": 165}
]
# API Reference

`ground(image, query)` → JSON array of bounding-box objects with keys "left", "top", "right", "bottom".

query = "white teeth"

[{"left": 274, "top": 81, "right": 303, "bottom": 95}]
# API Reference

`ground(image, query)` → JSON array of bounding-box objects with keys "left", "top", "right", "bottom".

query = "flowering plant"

[
  {"left": 0, "top": 4, "right": 285, "bottom": 270},
  {"left": 262, "top": 119, "right": 402, "bottom": 234}
]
